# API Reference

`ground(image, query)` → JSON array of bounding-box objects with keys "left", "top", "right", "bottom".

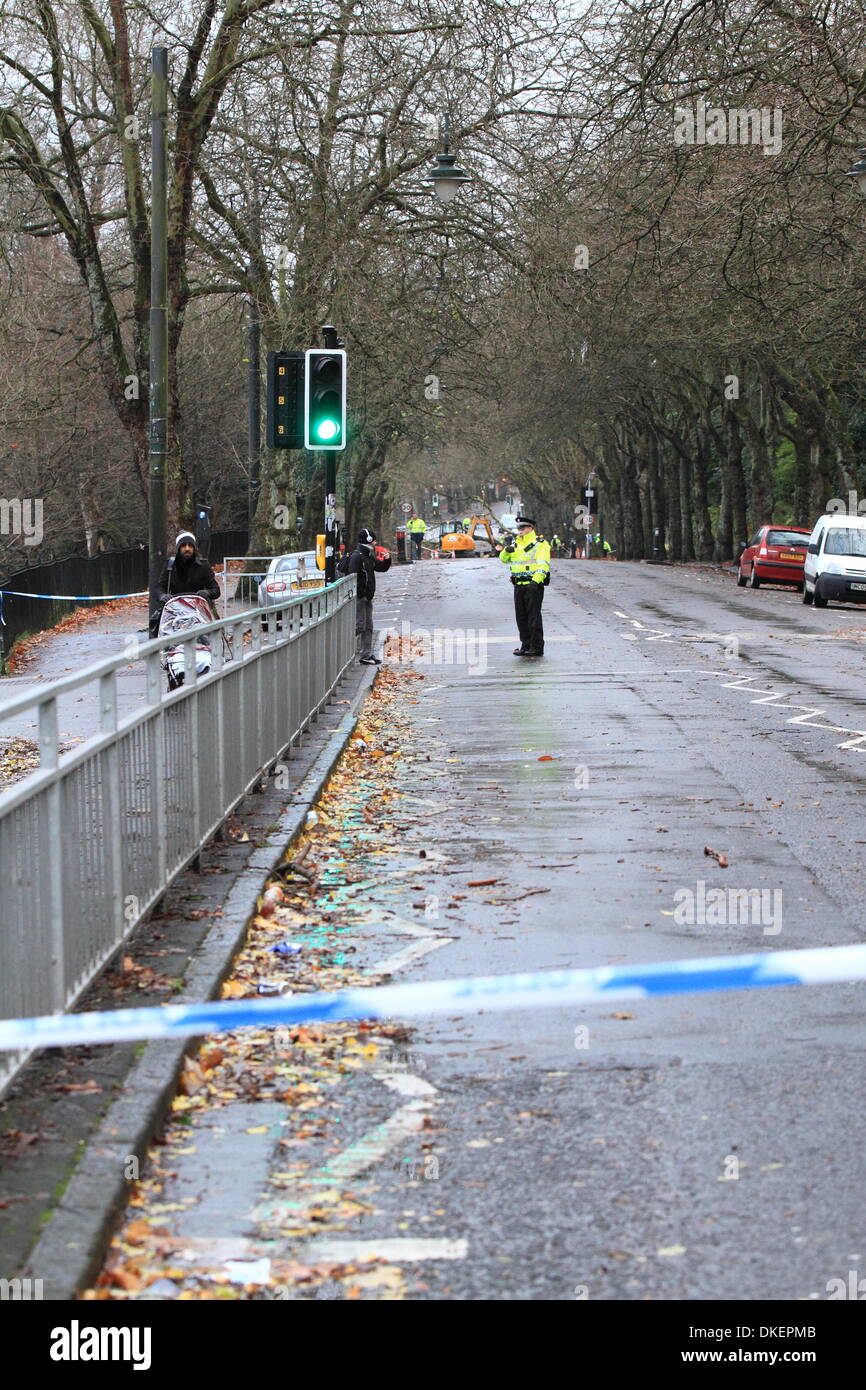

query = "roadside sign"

[{"left": 401, "top": 502, "right": 412, "bottom": 514}]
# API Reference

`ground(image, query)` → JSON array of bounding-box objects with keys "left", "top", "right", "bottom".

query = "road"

[{"left": 95, "top": 556, "right": 866, "bottom": 1301}]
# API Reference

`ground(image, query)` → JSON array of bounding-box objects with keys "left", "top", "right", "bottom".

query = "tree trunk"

[
  {"left": 666, "top": 450, "right": 682, "bottom": 561},
  {"left": 647, "top": 433, "right": 665, "bottom": 557},
  {"left": 677, "top": 452, "right": 694, "bottom": 559},
  {"left": 693, "top": 428, "right": 715, "bottom": 559},
  {"left": 727, "top": 410, "right": 748, "bottom": 555},
  {"left": 745, "top": 414, "right": 773, "bottom": 527},
  {"left": 621, "top": 453, "right": 644, "bottom": 559}
]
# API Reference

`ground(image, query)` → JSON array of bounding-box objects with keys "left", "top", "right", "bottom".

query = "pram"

[{"left": 158, "top": 594, "right": 214, "bottom": 690}]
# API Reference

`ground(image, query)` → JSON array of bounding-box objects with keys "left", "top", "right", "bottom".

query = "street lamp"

[
  {"left": 845, "top": 147, "right": 866, "bottom": 196},
  {"left": 424, "top": 115, "right": 472, "bottom": 203}
]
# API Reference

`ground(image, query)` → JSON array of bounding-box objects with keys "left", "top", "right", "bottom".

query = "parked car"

[
  {"left": 737, "top": 525, "right": 811, "bottom": 590},
  {"left": 803, "top": 513, "right": 866, "bottom": 608},
  {"left": 257, "top": 552, "right": 319, "bottom": 618}
]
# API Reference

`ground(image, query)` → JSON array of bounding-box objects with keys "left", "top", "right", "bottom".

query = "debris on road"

[{"left": 703, "top": 845, "right": 730, "bottom": 868}]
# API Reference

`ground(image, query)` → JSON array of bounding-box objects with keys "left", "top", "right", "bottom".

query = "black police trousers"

[{"left": 513, "top": 581, "right": 544, "bottom": 654}]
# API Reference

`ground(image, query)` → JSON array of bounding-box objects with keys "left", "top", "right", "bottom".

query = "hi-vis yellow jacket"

[
  {"left": 499, "top": 530, "right": 551, "bottom": 584},
  {"left": 407, "top": 517, "right": 426, "bottom": 533}
]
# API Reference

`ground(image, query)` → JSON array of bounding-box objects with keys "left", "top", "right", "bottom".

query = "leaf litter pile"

[
  {"left": 0, "top": 736, "right": 40, "bottom": 791},
  {"left": 87, "top": 661, "right": 444, "bottom": 1302}
]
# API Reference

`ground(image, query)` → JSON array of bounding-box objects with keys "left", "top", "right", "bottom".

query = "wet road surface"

[{"left": 95, "top": 557, "right": 866, "bottom": 1300}]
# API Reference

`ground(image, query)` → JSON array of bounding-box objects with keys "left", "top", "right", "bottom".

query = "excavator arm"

[{"left": 469, "top": 516, "right": 499, "bottom": 554}]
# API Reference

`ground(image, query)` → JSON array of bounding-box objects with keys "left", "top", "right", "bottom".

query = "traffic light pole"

[
  {"left": 324, "top": 450, "right": 337, "bottom": 583},
  {"left": 322, "top": 325, "right": 340, "bottom": 583}
]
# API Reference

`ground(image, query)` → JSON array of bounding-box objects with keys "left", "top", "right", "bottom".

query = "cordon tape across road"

[{"left": 0, "top": 944, "right": 865, "bottom": 1052}]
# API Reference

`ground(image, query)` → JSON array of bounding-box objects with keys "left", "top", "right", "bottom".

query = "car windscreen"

[
  {"left": 766, "top": 530, "right": 809, "bottom": 548},
  {"left": 823, "top": 528, "right": 866, "bottom": 557}
]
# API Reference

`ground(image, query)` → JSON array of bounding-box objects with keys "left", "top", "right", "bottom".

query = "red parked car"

[{"left": 737, "top": 525, "right": 811, "bottom": 590}]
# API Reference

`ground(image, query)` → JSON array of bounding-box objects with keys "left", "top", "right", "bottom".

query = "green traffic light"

[{"left": 315, "top": 418, "right": 340, "bottom": 442}]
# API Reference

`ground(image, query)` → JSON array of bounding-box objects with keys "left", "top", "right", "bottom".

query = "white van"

[{"left": 802, "top": 513, "right": 866, "bottom": 608}]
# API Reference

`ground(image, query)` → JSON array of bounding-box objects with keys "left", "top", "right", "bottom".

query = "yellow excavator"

[{"left": 437, "top": 515, "right": 500, "bottom": 557}]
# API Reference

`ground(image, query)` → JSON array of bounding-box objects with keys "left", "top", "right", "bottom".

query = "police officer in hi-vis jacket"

[{"left": 497, "top": 516, "right": 550, "bottom": 658}]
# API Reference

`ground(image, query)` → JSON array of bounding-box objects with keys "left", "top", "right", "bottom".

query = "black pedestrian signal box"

[
  {"left": 266, "top": 350, "right": 304, "bottom": 449},
  {"left": 305, "top": 348, "right": 346, "bottom": 451}
]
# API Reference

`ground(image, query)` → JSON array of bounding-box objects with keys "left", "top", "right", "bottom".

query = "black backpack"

[{"left": 336, "top": 550, "right": 352, "bottom": 577}]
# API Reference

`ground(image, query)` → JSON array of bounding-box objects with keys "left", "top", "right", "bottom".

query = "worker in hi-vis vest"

[
  {"left": 497, "top": 515, "right": 550, "bottom": 658},
  {"left": 407, "top": 514, "right": 426, "bottom": 560}
]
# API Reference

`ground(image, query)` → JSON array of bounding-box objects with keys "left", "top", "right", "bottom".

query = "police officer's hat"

[{"left": 515, "top": 515, "right": 535, "bottom": 528}]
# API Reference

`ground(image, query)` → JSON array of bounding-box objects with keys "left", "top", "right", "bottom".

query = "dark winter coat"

[
  {"left": 156, "top": 549, "right": 220, "bottom": 606},
  {"left": 345, "top": 546, "right": 391, "bottom": 600}
]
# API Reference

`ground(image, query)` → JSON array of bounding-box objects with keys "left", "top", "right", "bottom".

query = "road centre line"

[{"left": 613, "top": 608, "right": 866, "bottom": 750}]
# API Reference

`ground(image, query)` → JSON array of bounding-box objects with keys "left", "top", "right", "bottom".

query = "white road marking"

[
  {"left": 317, "top": 1098, "right": 433, "bottom": 1183},
  {"left": 253, "top": 1088, "right": 439, "bottom": 1230},
  {"left": 787, "top": 708, "right": 828, "bottom": 726},
  {"left": 718, "top": 673, "right": 866, "bottom": 749},
  {"left": 374, "top": 1071, "right": 438, "bottom": 1098},
  {"left": 299, "top": 1237, "right": 468, "bottom": 1262},
  {"left": 351, "top": 908, "right": 438, "bottom": 940},
  {"left": 613, "top": 607, "right": 866, "bottom": 754},
  {"left": 172, "top": 1237, "right": 258, "bottom": 1267},
  {"left": 373, "top": 935, "right": 453, "bottom": 976}
]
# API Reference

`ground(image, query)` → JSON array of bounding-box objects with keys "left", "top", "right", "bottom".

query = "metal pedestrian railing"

[{"left": 0, "top": 579, "right": 356, "bottom": 1094}]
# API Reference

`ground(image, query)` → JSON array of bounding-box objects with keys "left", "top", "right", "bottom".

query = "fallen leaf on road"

[
  {"left": 349, "top": 1266, "right": 405, "bottom": 1292},
  {"left": 221, "top": 980, "right": 247, "bottom": 998},
  {"left": 611, "top": 1012, "right": 635, "bottom": 1020},
  {"left": 657, "top": 1245, "right": 686, "bottom": 1257},
  {"left": 124, "top": 1220, "right": 154, "bottom": 1246},
  {"left": 703, "top": 846, "right": 729, "bottom": 867},
  {"left": 180, "top": 1057, "right": 207, "bottom": 1096},
  {"left": 468, "top": 878, "right": 498, "bottom": 887}
]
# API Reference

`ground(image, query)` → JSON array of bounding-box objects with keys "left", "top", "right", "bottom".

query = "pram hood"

[{"left": 158, "top": 593, "right": 213, "bottom": 637}]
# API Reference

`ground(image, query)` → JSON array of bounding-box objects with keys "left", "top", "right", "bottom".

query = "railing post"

[
  {"left": 187, "top": 638, "right": 202, "bottom": 848},
  {"left": 146, "top": 652, "right": 167, "bottom": 889},
  {"left": 38, "top": 697, "right": 66, "bottom": 1011},
  {"left": 100, "top": 671, "right": 124, "bottom": 946}
]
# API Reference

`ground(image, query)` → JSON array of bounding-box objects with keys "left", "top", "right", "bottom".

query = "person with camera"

[
  {"left": 341, "top": 527, "right": 392, "bottom": 665},
  {"left": 497, "top": 516, "right": 550, "bottom": 658}
]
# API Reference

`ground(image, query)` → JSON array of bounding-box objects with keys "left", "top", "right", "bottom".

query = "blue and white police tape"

[
  {"left": 0, "top": 589, "right": 149, "bottom": 601},
  {"left": 1, "top": 942, "right": 865, "bottom": 1052}
]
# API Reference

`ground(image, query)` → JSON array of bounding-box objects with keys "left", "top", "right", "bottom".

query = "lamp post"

[{"left": 423, "top": 114, "right": 472, "bottom": 202}]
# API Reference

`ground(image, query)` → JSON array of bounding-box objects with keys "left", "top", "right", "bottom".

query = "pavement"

[
  {"left": 7, "top": 555, "right": 866, "bottom": 1302},
  {"left": 0, "top": 597, "right": 397, "bottom": 1294}
]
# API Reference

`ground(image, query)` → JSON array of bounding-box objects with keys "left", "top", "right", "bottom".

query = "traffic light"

[
  {"left": 266, "top": 350, "right": 304, "bottom": 449},
  {"left": 305, "top": 348, "right": 346, "bottom": 450}
]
